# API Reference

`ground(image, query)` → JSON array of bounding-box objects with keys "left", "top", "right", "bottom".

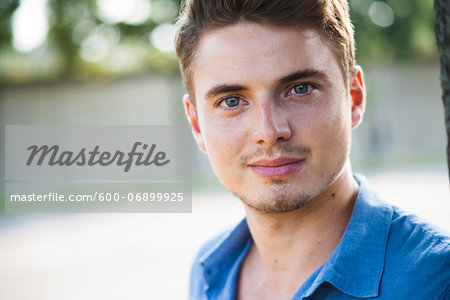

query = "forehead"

[{"left": 192, "top": 23, "right": 343, "bottom": 98}]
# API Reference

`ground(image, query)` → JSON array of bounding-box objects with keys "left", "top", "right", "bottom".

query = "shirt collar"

[
  {"left": 199, "top": 174, "right": 393, "bottom": 298},
  {"left": 304, "top": 174, "right": 393, "bottom": 298},
  {"left": 199, "top": 218, "right": 251, "bottom": 291}
]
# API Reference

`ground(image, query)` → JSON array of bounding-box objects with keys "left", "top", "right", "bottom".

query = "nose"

[{"left": 251, "top": 99, "right": 292, "bottom": 146}]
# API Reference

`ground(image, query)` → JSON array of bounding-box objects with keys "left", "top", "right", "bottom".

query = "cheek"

[
  {"left": 303, "top": 99, "right": 351, "bottom": 154},
  {"left": 322, "top": 106, "right": 351, "bottom": 158},
  {"left": 199, "top": 115, "right": 245, "bottom": 173},
  {"left": 202, "top": 117, "right": 240, "bottom": 149}
]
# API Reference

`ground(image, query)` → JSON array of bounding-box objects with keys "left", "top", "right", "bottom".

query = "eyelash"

[
  {"left": 215, "top": 95, "right": 246, "bottom": 110},
  {"left": 285, "top": 82, "right": 317, "bottom": 98},
  {"left": 214, "top": 82, "right": 318, "bottom": 109}
]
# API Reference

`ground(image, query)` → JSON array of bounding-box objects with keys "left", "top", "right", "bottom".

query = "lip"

[{"left": 248, "top": 156, "right": 305, "bottom": 178}]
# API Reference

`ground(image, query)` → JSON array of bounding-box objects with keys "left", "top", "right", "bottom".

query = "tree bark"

[{"left": 434, "top": 0, "right": 450, "bottom": 179}]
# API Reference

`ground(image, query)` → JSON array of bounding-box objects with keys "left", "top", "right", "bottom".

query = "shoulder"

[
  {"left": 389, "top": 205, "right": 450, "bottom": 256},
  {"left": 383, "top": 206, "right": 450, "bottom": 298}
]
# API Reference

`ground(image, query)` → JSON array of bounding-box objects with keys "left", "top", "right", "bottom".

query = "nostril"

[
  {"left": 251, "top": 102, "right": 292, "bottom": 145},
  {"left": 252, "top": 124, "right": 291, "bottom": 146}
]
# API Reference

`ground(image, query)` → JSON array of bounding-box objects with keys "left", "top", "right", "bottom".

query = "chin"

[{"left": 231, "top": 186, "right": 316, "bottom": 214}]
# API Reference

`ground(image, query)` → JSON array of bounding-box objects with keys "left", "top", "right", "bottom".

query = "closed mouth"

[{"left": 248, "top": 157, "right": 305, "bottom": 178}]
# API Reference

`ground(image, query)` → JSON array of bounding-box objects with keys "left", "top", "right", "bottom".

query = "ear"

[
  {"left": 350, "top": 66, "right": 366, "bottom": 129},
  {"left": 183, "top": 94, "right": 207, "bottom": 152}
]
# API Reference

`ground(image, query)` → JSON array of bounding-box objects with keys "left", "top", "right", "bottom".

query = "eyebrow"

[
  {"left": 205, "top": 84, "right": 248, "bottom": 100},
  {"left": 278, "top": 69, "right": 330, "bottom": 85},
  {"left": 204, "top": 68, "right": 329, "bottom": 99}
]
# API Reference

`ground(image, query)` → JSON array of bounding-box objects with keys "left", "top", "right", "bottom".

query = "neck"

[{"left": 242, "top": 165, "right": 359, "bottom": 297}]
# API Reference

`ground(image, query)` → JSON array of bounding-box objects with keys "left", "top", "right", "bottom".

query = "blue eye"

[
  {"left": 292, "top": 84, "right": 310, "bottom": 95},
  {"left": 224, "top": 97, "right": 240, "bottom": 107}
]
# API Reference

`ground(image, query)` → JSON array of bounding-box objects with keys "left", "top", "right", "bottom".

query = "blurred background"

[{"left": 0, "top": 0, "right": 448, "bottom": 299}]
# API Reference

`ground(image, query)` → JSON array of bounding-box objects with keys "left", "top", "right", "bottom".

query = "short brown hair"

[{"left": 175, "top": 0, "right": 355, "bottom": 101}]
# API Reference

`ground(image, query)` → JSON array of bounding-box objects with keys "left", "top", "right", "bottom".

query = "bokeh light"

[
  {"left": 96, "top": 0, "right": 151, "bottom": 25},
  {"left": 150, "top": 23, "right": 176, "bottom": 54},
  {"left": 12, "top": 0, "right": 49, "bottom": 53},
  {"left": 369, "top": 1, "right": 395, "bottom": 28}
]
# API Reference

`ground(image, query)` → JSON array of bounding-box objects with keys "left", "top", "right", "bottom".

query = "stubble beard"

[
  {"left": 230, "top": 157, "right": 346, "bottom": 215},
  {"left": 231, "top": 184, "right": 315, "bottom": 214}
]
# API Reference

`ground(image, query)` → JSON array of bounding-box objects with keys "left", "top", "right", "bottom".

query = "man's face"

[{"left": 185, "top": 23, "right": 364, "bottom": 213}]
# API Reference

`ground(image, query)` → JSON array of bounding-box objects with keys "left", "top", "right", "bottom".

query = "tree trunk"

[{"left": 434, "top": 0, "right": 450, "bottom": 179}]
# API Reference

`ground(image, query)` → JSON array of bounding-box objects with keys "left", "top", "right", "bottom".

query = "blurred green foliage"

[
  {"left": 352, "top": 0, "right": 436, "bottom": 62},
  {"left": 0, "top": 0, "right": 437, "bottom": 85}
]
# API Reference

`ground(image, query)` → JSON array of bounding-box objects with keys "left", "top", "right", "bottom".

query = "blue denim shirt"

[{"left": 189, "top": 175, "right": 450, "bottom": 299}]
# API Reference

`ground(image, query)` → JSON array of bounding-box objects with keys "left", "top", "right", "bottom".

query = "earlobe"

[
  {"left": 183, "top": 94, "right": 207, "bottom": 152},
  {"left": 350, "top": 66, "right": 366, "bottom": 129}
]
